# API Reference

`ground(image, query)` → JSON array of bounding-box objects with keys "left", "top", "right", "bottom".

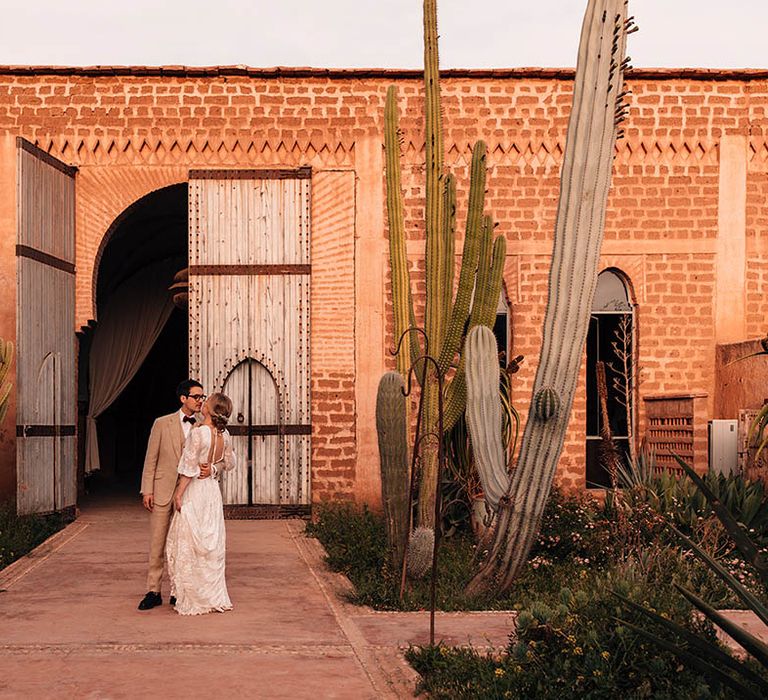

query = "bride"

[{"left": 165, "top": 392, "right": 237, "bottom": 615}]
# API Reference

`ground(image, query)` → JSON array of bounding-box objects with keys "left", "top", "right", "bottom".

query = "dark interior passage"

[
  {"left": 80, "top": 184, "right": 188, "bottom": 496},
  {"left": 96, "top": 308, "right": 188, "bottom": 492}
]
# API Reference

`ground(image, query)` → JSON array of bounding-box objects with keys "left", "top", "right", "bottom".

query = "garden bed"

[
  {"left": 307, "top": 484, "right": 768, "bottom": 698},
  {"left": 0, "top": 504, "right": 72, "bottom": 572}
]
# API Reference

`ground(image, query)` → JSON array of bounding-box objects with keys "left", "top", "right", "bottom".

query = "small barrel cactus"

[
  {"left": 407, "top": 526, "right": 435, "bottom": 579},
  {"left": 533, "top": 387, "right": 560, "bottom": 422}
]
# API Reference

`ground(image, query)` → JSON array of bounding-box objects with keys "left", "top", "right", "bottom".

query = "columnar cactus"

[
  {"left": 468, "top": 0, "right": 634, "bottom": 594},
  {"left": 385, "top": 0, "right": 507, "bottom": 529},
  {"left": 0, "top": 337, "right": 13, "bottom": 424},
  {"left": 465, "top": 326, "right": 510, "bottom": 513},
  {"left": 376, "top": 372, "right": 410, "bottom": 569}
]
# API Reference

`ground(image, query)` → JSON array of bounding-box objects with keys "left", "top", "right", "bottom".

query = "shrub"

[
  {"left": 408, "top": 573, "right": 726, "bottom": 699},
  {"left": 0, "top": 503, "right": 70, "bottom": 570}
]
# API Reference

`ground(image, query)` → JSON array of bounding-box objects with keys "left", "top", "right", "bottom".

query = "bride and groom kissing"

[{"left": 137, "top": 379, "right": 237, "bottom": 616}]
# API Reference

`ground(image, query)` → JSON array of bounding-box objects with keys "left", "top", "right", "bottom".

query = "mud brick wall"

[{"left": 0, "top": 66, "right": 766, "bottom": 503}]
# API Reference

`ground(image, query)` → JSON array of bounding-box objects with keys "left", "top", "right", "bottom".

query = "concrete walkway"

[{"left": 0, "top": 498, "right": 515, "bottom": 699}]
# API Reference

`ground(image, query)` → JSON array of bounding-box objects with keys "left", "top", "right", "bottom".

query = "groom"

[{"left": 137, "top": 379, "right": 210, "bottom": 610}]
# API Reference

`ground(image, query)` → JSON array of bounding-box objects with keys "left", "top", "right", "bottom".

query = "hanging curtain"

[{"left": 85, "top": 261, "right": 176, "bottom": 473}]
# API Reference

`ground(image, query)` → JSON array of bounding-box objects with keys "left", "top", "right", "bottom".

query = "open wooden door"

[
  {"left": 188, "top": 168, "right": 311, "bottom": 510},
  {"left": 15, "top": 139, "right": 77, "bottom": 514}
]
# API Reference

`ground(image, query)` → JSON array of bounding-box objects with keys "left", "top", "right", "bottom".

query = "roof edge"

[{"left": 0, "top": 65, "right": 766, "bottom": 81}]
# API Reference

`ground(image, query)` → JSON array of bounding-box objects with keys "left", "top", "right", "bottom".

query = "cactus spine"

[
  {"left": 465, "top": 326, "right": 511, "bottom": 513},
  {"left": 0, "top": 337, "right": 13, "bottom": 425},
  {"left": 407, "top": 526, "right": 435, "bottom": 579},
  {"left": 384, "top": 0, "right": 507, "bottom": 529},
  {"left": 376, "top": 372, "right": 410, "bottom": 570},
  {"left": 468, "top": 0, "right": 633, "bottom": 595}
]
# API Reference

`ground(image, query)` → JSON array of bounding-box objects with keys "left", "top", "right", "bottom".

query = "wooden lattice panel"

[{"left": 644, "top": 396, "right": 695, "bottom": 472}]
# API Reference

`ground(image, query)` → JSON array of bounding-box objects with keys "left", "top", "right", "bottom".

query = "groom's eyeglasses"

[{"left": 188, "top": 393, "right": 206, "bottom": 401}]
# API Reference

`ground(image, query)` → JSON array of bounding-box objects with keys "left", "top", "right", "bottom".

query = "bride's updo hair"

[{"left": 208, "top": 392, "right": 232, "bottom": 433}]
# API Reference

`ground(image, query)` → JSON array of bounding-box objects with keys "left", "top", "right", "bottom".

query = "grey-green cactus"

[
  {"left": 0, "top": 337, "right": 13, "bottom": 424},
  {"left": 468, "top": 0, "right": 634, "bottom": 595},
  {"left": 465, "top": 326, "right": 511, "bottom": 513},
  {"left": 406, "top": 526, "right": 435, "bottom": 579},
  {"left": 386, "top": 1, "right": 507, "bottom": 529},
  {"left": 376, "top": 372, "right": 410, "bottom": 570}
]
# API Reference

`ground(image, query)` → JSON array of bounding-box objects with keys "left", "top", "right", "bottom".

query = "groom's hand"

[
  {"left": 142, "top": 494, "right": 154, "bottom": 512},
  {"left": 198, "top": 464, "right": 211, "bottom": 479}
]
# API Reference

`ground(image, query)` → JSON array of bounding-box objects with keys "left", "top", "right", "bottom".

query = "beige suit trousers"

[{"left": 146, "top": 500, "right": 174, "bottom": 592}]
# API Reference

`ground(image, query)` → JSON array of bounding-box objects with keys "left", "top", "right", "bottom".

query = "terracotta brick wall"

[{"left": 0, "top": 67, "right": 766, "bottom": 504}]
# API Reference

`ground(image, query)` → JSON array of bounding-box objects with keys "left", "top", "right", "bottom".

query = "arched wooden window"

[{"left": 586, "top": 270, "right": 635, "bottom": 488}]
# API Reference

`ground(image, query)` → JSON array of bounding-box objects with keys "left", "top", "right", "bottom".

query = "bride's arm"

[{"left": 173, "top": 475, "right": 193, "bottom": 511}]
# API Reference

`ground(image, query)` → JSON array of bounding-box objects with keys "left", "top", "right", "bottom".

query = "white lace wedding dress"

[{"left": 166, "top": 425, "right": 236, "bottom": 615}]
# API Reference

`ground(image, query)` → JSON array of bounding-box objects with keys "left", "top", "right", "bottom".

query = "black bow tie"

[{"left": 183, "top": 416, "right": 196, "bottom": 424}]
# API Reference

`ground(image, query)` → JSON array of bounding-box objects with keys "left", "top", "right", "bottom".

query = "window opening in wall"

[
  {"left": 586, "top": 270, "right": 635, "bottom": 488},
  {"left": 492, "top": 289, "right": 511, "bottom": 364}
]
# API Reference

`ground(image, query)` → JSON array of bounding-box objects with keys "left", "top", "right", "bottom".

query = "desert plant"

[
  {"left": 607, "top": 313, "right": 637, "bottom": 465},
  {"left": 376, "top": 372, "right": 410, "bottom": 570},
  {"left": 615, "top": 456, "right": 768, "bottom": 699},
  {"left": 616, "top": 448, "right": 768, "bottom": 544},
  {"left": 468, "top": 0, "right": 634, "bottom": 595},
  {"left": 441, "top": 352, "right": 521, "bottom": 534},
  {"left": 407, "top": 526, "right": 436, "bottom": 579},
  {"left": 385, "top": 0, "right": 506, "bottom": 529},
  {"left": 465, "top": 325, "right": 511, "bottom": 513}
]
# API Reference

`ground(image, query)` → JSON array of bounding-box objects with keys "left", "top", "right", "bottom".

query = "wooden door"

[
  {"left": 188, "top": 169, "right": 311, "bottom": 506},
  {"left": 222, "top": 359, "right": 280, "bottom": 504},
  {"left": 16, "top": 139, "right": 77, "bottom": 514}
]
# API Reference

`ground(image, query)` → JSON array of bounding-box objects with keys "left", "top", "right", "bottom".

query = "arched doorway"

[
  {"left": 586, "top": 270, "right": 635, "bottom": 488},
  {"left": 79, "top": 184, "right": 188, "bottom": 495},
  {"left": 222, "top": 359, "right": 281, "bottom": 505}
]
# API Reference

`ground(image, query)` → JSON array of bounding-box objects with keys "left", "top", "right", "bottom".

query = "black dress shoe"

[
  {"left": 169, "top": 596, "right": 177, "bottom": 606},
  {"left": 138, "top": 591, "right": 162, "bottom": 610}
]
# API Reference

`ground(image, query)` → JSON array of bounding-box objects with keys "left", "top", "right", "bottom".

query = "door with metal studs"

[{"left": 188, "top": 169, "right": 311, "bottom": 507}]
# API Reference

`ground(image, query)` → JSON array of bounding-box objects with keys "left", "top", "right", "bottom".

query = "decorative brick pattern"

[{"left": 0, "top": 67, "right": 766, "bottom": 505}]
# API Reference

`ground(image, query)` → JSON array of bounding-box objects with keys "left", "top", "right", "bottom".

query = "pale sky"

[{"left": 0, "top": 1, "right": 763, "bottom": 70}]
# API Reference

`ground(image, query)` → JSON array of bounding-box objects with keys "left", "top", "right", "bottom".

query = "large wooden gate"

[
  {"left": 188, "top": 169, "right": 311, "bottom": 508},
  {"left": 15, "top": 139, "right": 77, "bottom": 515}
]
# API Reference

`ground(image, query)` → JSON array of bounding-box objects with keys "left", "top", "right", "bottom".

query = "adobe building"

[{"left": 0, "top": 64, "right": 766, "bottom": 515}]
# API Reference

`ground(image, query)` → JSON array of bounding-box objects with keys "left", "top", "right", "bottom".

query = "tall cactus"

[
  {"left": 0, "top": 337, "right": 13, "bottom": 424},
  {"left": 465, "top": 326, "right": 511, "bottom": 513},
  {"left": 385, "top": 1, "right": 506, "bottom": 529},
  {"left": 376, "top": 372, "right": 410, "bottom": 570},
  {"left": 468, "top": 0, "right": 634, "bottom": 594}
]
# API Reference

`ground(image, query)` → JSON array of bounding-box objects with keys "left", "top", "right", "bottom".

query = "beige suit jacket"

[{"left": 140, "top": 412, "right": 190, "bottom": 506}]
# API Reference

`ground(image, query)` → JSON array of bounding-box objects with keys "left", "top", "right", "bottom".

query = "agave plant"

[
  {"left": 615, "top": 456, "right": 768, "bottom": 699},
  {"left": 615, "top": 445, "right": 768, "bottom": 543},
  {"left": 748, "top": 403, "right": 768, "bottom": 462}
]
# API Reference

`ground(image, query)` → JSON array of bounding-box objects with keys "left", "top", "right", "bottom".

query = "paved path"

[
  {"left": 2, "top": 498, "right": 766, "bottom": 698},
  {"left": 0, "top": 498, "right": 514, "bottom": 699}
]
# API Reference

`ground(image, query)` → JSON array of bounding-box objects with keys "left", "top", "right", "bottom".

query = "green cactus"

[
  {"left": 0, "top": 337, "right": 13, "bottom": 425},
  {"left": 533, "top": 386, "right": 560, "bottom": 422},
  {"left": 384, "top": 1, "right": 507, "bottom": 529},
  {"left": 468, "top": 0, "right": 634, "bottom": 595},
  {"left": 406, "top": 526, "right": 435, "bottom": 579},
  {"left": 465, "top": 326, "right": 510, "bottom": 513},
  {"left": 375, "top": 372, "right": 410, "bottom": 570}
]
